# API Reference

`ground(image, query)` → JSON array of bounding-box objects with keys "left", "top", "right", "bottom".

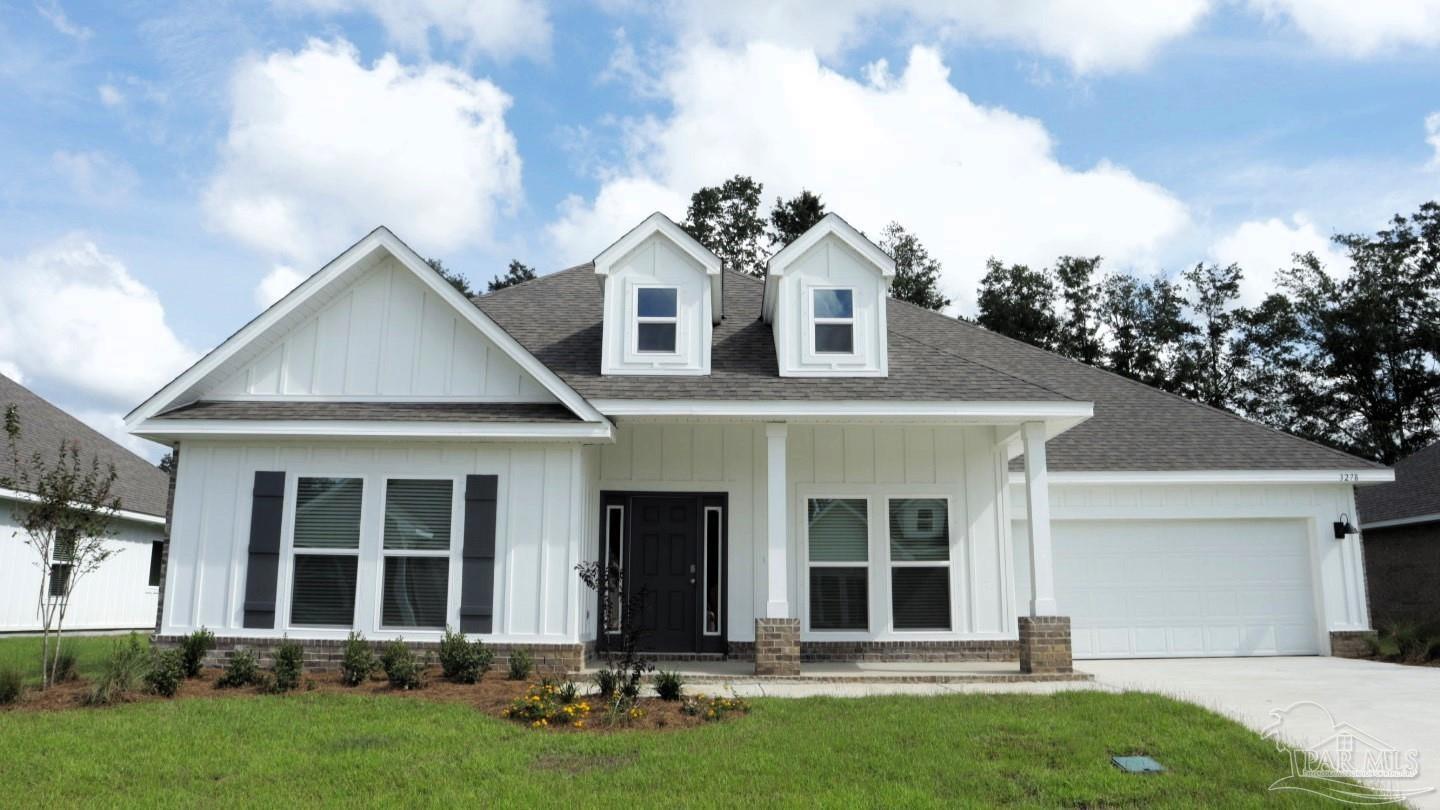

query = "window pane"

[
  {"left": 808, "top": 498, "right": 868, "bottom": 562},
  {"left": 294, "top": 478, "right": 363, "bottom": 549},
  {"left": 815, "top": 323, "right": 854, "bottom": 353},
  {"left": 889, "top": 498, "right": 949, "bottom": 561},
  {"left": 892, "top": 567, "right": 951, "bottom": 630},
  {"left": 809, "top": 567, "right": 868, "bottom": 630},
  {"left": 383, "top": 557, "right": 450, "bottom": 629},
  {"left": 705, "top": 509, "right": 721, "bottom": 634},
  {"left": 813, "top": 288, "right": 854, "bottom": 318},
  {"left": 290, "top": 554, "right": 358, "bottom": 626},
  {"left": 637, "top": 322, "right": 677, "bottom": 352},
  {"left": 149, "top": 542, "right": 164, "bottom": 587},
  {"left": 637, "top": 287, "right": 678, "bottom": 317},
  {"left": 383, "top": 479, "right": 453, "bottom": 551}
]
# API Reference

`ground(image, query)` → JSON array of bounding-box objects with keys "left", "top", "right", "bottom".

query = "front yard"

[{"left": 0, "top": 682, "right": 1356, "bottom": 807}]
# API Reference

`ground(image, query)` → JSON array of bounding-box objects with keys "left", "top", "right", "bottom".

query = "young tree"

[
  {"left": 769, "top": 189, "right": 827, "bottom": 250},
  {"left": 1177, "top": 262, "right": 1244, "bottom": 408},
  {"left": 879, "top": 222, "right": 950, "bottom": 311},
  {"left": 425, "top": 258, "right": 474, "bottom": 297},
  {"left": 487, "top": 260, "right": 537, "bottom": 292},
  {"left": 976, "top": 258, "right": 1059, "bottom": 348},
  {"left": 683, "top": 175, "right": 768, "bottom": 276},
  {"left": 1052, "top": 256, "right": 1104, "bottom": 365},
  {"left": 1, "top": 405, "right": 121, "bottom": 688}
]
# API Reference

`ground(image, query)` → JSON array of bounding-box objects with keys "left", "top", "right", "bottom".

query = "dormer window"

[
  {"left": 635, "top": 286, "right": 679, "bottom": 353},
  {"left": 812, "top": 288, "right": 854, "bottom": 354}
]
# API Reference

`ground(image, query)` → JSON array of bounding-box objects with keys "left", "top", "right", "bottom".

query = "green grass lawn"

[
  {"left": 0, "top": 687, "right": 1357, "bottom": 808},
  {"left": 0, "top": 632, "right": 148, "bottom": 685}
]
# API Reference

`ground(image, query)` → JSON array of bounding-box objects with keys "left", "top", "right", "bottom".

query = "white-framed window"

[
  {"left": 811, "top": 287, "right": 854, "bottom": 354},
  {"left": 379, "top": 478, "right": 455, "bottom": 630},
  {"left": 48, "top": 529, "right": 76, "bottom": 600},
  {"left": 887, "top": 497, "right": 951, "bottom": 631},
  {"left": 603, "top": 504, "right": 624, "bottom": 634},
  {"left": 703, "top": 505, "right": 723, "bottom": 636},
  {"left": 289, "top": 477, "right": 363, "bottom": 628},
  {"left": 806, "top": 497, "right": 869, "bottom": 631},
  {"left": 634, "top": 285, "right": 678, "bottom": 353}
]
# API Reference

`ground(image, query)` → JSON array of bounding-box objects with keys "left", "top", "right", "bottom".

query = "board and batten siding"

[
  {"left": 162, "top": 440, "right": 585, "bottom": 642},
  {"left": 206, "top": 256, "right": 555, "bottom": 401},
  {"left": 0, "top": 497, "right": 162, "bottom": 632},
  {"left": 595, "top": 423, "right": 1017, "bottom": 642}
]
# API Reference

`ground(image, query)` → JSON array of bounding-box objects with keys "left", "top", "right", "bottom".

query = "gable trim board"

[
  {"left": 1361, "top": 512, "right": 1440, "bottom": 530},
  {"left": 124, "top": 227, "right": 611, "bottom": 432},
  {"left": 133, "top": 419, "right": 614, "bottom": 441}
]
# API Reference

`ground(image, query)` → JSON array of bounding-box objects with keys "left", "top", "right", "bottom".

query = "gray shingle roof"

[
  {"left": 1357, "top": 442, "right": 1440, "bottom": 525},
  {"left": 1, "top": 374, "right": 169, "bottom": 517},
  {"left": 158, "top": 401, "right": 580, "bottom": 422},
  {"left": 476, "top": 267, "right": 1382, "bottom": 473}
]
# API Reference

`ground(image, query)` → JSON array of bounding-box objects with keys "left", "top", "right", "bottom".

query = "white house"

[
  {"left": 2, "top": 374, "right": 169, "bottom": 633},
  {"left": 125, "top": 214, "right": 1390, "bottom": 674}
]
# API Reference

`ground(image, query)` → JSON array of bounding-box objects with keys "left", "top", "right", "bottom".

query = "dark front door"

[{"left": 629, "top": 495, "right": 698, "bottom": 653}]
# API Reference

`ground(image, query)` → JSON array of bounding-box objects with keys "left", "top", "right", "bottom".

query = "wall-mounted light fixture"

[{"left": 1333, "top": 513, "right": 1358, "bottom": 539}]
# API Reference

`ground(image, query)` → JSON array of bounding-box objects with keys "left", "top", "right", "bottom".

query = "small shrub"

[
  {"left": 1372, "top": 619, "right": 1440, "bottom": 663},
  {"left": 654, "top": 670, "right": 684, "bottom": 701},
  {"left": 268, "top": 638, "right": 305, "bottom": 694},
  {"left": 340, "top": 632, "right": 377, "bottom": 687},
  {"left": 438, "top": 626, "right": 493, "bottom": 684},
  {"left": 380, "top": 641, "right": 424, "bottom": 690},
  {"left": 557, "top": 680, "right": 579, "bottom": 704},
  {"left": 215, "top": 648, "right": 262, "bottom": 689},
  {"left": 506, "top": 648, "right": 533, "bottom": 681},
  {"left": 145, "top": 649, "right": 186, "bottom": 698},
  {"left": 51, "top": 651, "right": 78, "bottom": 683},
  {"left": 179, "top": 628, "right": 216, "bottom": 678},
  {"left": 503, "top": 682, "right": 592, "bottom": 728},
  {"left": 592, "top": 667, "right": 619, "bottom": 697},
  {"left": 681, "top": 692, "right": 750, "bottom": 722},
  {"left": 84, "top": 634, "right": 150, "bottom": 706},
  {"left": 0, "top": 667, "right": 22, "bottom": 705}
]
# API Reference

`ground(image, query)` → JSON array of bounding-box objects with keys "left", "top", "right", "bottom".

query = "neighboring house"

[
  {"left": 126, "top": 214, "right": 1390, "bottom": 675},
  {"left": 1356, "top": 441, "right": 1440, "bottom": 624},
  {"left": 1, "top": 374, "right": 170, "bottom": 633}
]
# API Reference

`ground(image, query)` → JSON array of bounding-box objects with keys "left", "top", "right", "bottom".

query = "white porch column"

[
  {"left": 1022, "top": 421, "right": 1058, "bottom": 616},
  {"left": 764, "top": 422, "right": 790, "bottom": 618}
]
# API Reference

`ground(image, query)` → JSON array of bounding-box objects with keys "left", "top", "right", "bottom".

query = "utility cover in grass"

[{"left": 1113, "top": 755, "right": 1165, "bottom": 773}]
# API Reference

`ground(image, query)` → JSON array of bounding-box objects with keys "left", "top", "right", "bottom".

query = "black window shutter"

[
  {"left": 243, "top": 471, "right": 286, "bottom": 628},
  {"left": 459, "top": 474, "right": 499, "bottom": 633}
]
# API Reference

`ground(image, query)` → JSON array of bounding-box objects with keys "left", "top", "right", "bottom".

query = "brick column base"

[
  {"left": 1329, "top": 630, "right": 1377, "bottom": 659},
  {"left": 1018, "top": 616, "right": 1072, "bottom": 674},
  {"left": 754, "top": 618, "right": 800, "bottom": 676}
]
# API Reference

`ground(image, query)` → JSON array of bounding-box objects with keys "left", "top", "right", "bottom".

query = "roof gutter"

[
  {"left": 0, "top": 486, "right": 167, "bottom": 526},
  {"left": 1006, "top": 469, "right": 1395, "bottom": 486}
]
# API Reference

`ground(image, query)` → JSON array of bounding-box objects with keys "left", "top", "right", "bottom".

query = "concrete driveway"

[{"left": 1081, "top": 657, "right": 1440, "bottom": 807}]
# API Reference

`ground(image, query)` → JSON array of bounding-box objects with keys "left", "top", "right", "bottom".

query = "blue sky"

[{"left": 1, "top": 0, "right": 1438, "bottom": 460}]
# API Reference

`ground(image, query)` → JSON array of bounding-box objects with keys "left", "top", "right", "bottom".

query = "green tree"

[
  {"left": 487, "top": 260, "right": 537, "bottom": 292},
  {"left": 1098, "top": 273, "right": 1193, "bottom": 392},
  {"left": 976, "top": 258, "right": 1058, "bottom": 348},
  {"left": 1177, "top": 262, "right": 1243, "bottom": 408},
  {"left": 769, "top": 190, "right": 827, "bottom": 250},
  {"left": 425, "top": 258, "right": 474, "bottom": 297},
  {"left": 1231, "top": 292, "right": 1309, "bottom": 433},
  {"left": 682, "top": 175, "right": 768, "bottom": 276},
  {"left": 879, "top": 222, "right": 949, "bottom": 311},
  {"left": 1053, "top": 256, "right": 1104, "bottom": 365}
]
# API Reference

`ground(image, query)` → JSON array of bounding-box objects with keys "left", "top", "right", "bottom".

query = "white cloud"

[
  {"left": 547, "top": 43, "right": 1189, "bottom": 310},
  {"left": 97, "top": 83, "right": 123, "bottom": 107},
  {"left": 651, "top": 0, "right": 1212, "bottom": 74},
  {"left": 1427, "top": 112, "right": 1440, "bottom": 166},
  {"left": 0, "top": 236, "right": 197, "bottom": 406},
  {"left": 286, "top": 0, "right": 551, "bottom": 61},
  {"left": 52, "top": 150, "right": 139, "bottom": 206},
  {"left": 36, "top": 0, "right": 93, "bottom": 41},
  {"left": 0, "top": 360, "right": 23, "bottom": 384},
  {"left": 71, "top": 408, "right": 166, "bottom": 462},
  {"left": 1247, "top": 0, "right": 1440, "bottom": 56},
  {"left": 204, "top": 38, "right": 522, "bottom": 268},
  {"left": 255, "top": 265, "right": 308, "bottom": 308},
  {"left": 1210, "top": 213, "right": 1349, "bottom": 304}
]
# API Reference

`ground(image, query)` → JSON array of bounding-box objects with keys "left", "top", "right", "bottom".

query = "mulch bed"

[{"left": 1, "top": 667, "right": 719, "bottom": 732}]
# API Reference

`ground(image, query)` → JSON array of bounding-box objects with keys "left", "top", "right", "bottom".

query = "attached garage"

[{"left": 1054, "top": 519, "right": 1320, "bottom": 658}]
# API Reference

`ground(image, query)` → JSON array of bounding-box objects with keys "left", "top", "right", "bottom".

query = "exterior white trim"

[
  {"left": 592, "top": 399, "right": 1093, "bottom": 422},
  {"left": 763, "top": 213, "right": 894, "bottom": 323},
  {"left": 132, "top": 419, "right": 614, "bottom": 441},
  {"left": 593, "top": 212, "right": 722, "bottom": 324},
  {"left": 0, "top": 486, "right": 166, "bottom": 526},
  {"left": 703, "top": 504, "right": 723, "bottom": 636},
  {"left": 1006, "top": 469, "right": 1394, "bottom": 486},
  {"left": 1361, "top": 512, "right": 1440, "bottom": 530},
  {"left": 124, "top": 227, "right": 610, "bottom": 429}
]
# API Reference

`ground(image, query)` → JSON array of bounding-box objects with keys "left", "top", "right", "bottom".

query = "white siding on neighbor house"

[
  {"left": 771, "top": 234, "right": 888, "bottom": 377},
  {"left": 1011, "top": 481, "right": 1369, "bottom": 657},
  {"left": 599, "top": 232, "right": 713, "bottom": 376},
  {"left": 595, "top": 423, "right": 1015, "bottom": 643},
  {"left": 162, "top": 440, "right": 585, "bottom": 643},
  {"left": 0, "top": 497, "right": 162, "bottom": 632},
  {"left": 206, "top": 256, "right": 554, "bottom": 402}
]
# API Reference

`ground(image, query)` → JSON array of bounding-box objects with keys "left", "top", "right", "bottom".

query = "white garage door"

[{"left": 1055, "top": 519, "right": 1320, "bottom": 659}]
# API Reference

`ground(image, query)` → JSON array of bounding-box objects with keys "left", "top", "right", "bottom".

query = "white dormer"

[
  {"left": 595, "top": 213, "right": 722, "bottom": 376},
  {"left": 762, "top": 214, "right": 895, "bottom": 377}
]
